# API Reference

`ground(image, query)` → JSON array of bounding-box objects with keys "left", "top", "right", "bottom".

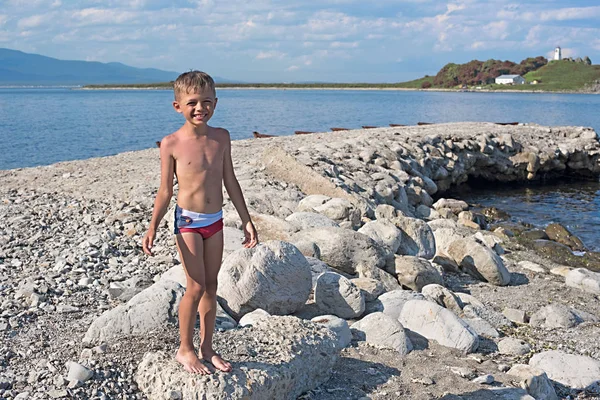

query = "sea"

[{"left": 0, "top": 87, "right": 599, "bottom": 250}]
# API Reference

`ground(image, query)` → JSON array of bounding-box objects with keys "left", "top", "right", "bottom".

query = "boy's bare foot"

[
  {"left": 176, "top": 348, "right": 211, "bottom": 374},
  {"left": 201, "top": 348, "right": 232, "bottom": 372}
]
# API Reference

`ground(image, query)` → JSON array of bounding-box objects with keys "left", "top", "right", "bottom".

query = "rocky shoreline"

[{"left": 1, "top": 122, "right": 600, "bottom": 399}]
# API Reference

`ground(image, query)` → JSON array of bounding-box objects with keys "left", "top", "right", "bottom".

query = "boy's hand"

[
  {"left": 242, "top": 221, "right": 258, "bottom": 248},
  {"left": 142, "top": 230, "right": 156, "bottom": 255}
]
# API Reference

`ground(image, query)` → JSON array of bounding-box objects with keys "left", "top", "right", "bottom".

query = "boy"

[{"left": 142, "top": 71, "right": 258, "bottom": 374}]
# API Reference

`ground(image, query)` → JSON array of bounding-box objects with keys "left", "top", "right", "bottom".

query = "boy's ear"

[
  {"left": 214, "top": 98, "right": 218, "bottom": 108},
  {"left": 172, "top": 100, "right": 182, "bottom": 113}
]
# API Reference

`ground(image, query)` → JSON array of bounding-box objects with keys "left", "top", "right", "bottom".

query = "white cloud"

[
  {"left": 255, "top": 50, "right": 286, "bottom": 59},
  {"left": 287, "top": 65, "right": 299, "bottom": 71},
  {"left": 17, "top": 14, "right": 49, "bottom": 29}
]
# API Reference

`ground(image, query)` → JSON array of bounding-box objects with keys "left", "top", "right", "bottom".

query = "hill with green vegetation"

[{"left": 402, "top": 57, "right": 600, "bottom": 92}]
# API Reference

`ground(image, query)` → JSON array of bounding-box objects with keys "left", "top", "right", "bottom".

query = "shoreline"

[{"left": 74, "top": 86, "right": 600, "bottom": 95}]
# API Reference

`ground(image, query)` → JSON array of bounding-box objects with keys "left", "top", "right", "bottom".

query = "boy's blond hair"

[{"left": 173, "top": 70, "right": 216, "bottom": 99}]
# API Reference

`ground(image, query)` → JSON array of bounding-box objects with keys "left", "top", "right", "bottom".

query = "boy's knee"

[{"left": 185, "top": 282, "right": 205, "bottom": 300}]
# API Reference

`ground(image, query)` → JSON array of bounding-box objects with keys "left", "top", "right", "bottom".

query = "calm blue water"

[
  {"left": 1, "top": 88, "right": 599, "bottom": 249},
  {"left": 450, "top": 180, "right": 600, "bottom": 252},
  {"left": 1, "top": 88, "right": 599, "bottom": 170}
]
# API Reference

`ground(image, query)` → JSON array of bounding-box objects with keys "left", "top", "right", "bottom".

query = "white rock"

[
  {"left": 463, "top": 318, "right": 500, "bottom": 338},
  {"left": 529, "top": 350, "right": 600, "bottom": 389},
  {"left": 83, "top": 280, "right": 185, "bottom": 345},
  {"left": 394, "top": 216, "right": 436, "bottom": 259},
  {"left": 399, "top": 300, "right": 479, "bottom": 353},
  {"left": 135, "top": 316, "right": 339, "bottom": 400},
  {"left": 498, "top": 338, "right": 531, "bottom": 356},
  {"left": 314, "top": 272, "right": 365, "bottom": 319},
  {"left": 565, "top": 268, "right": 600, "bottom": 295},
  {"left": 66, "top": 362, "right": 93, "bottom": 382},
  {"left": 296, "top": 195, "right": 331, "bottom": 212},
  {"left": 447, "top": 238, "right": 511, "bottom": 286},
  {"left": 351, "top": 312, "right": 413, "bottom": 355},
  {"left": 529, "top": 304, "right": 582, "bottom": 329},
  {"left": 218, "top": 241, "right": 312, "bottom": 319},
  {"left": 239, "top": 309, "right": 271, "bottom": 327},
  {"left": 518, "top": 261, "right": 547, "bottom": 274},
  {"left": 366, "top": 290, "right": 425, "bottom": 320},
  {"left": 350, "top": 278, "right": 385, "bottom": 302},
  {"left": 472, "top": 374, "right": 494, "bottom": 384},
  {"left": 421, "top": 283, "right": 463, "bottom": 314},
  {"left": 292, "top": 227, "right": 389, "bottom": 275},
  {"left": 503, "top": 308, "right": 528, "bottom": 324},
  {"left": 311, "top": 315, "right": 352, "bottom": 348},
  {"left": 358, "top": 220, "right": 403, "bottom": 253},
  {"left": 507, "top": 364, "right": 558, "bottom": 400},
  {"left": 432, "top": 198, "right": 468, "bottom": 213},
  {"left": 284, "top": 212, "right": 339, "bottom": 230},
  {"left": 393, "top": 256, "right": 443, "bottom": 292}
]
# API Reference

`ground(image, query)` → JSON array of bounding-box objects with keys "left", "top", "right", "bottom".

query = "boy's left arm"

[{"left": 222, "top": 130, "right": 258, "bottom": 248}]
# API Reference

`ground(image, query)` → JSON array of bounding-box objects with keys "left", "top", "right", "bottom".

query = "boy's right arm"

[{"left": 143, "top": 138, "right": 175, "bottom": 255}]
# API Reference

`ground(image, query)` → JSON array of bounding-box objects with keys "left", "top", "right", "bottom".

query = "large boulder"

[
  {"left": 284, "top": 212, "right": 339, "bottom": 230},
  {"left": 313, "top": 198, "right": 361, "bottom": 229},
  {"left": 565, "top": 268, "right": 600, "bottom": 295},
  {"left": 250, "top": 213, "right": 299, "bottom": 241},
  {"left": 529, "top": 350, "right": 600, "bottom": 390},
  {"left": 393, "top": 256, "right": 443, "bottom": 292},
  {"left": 545, "top": 223, "right": 585, "bottom": 251},
  {"left": 529, "top": 304, "right": 582, "bottom": 329},
  {"left": 432, "top": 198, "right": 469, "bottom": 213},
  {"left": 217, "top": 241, "right": 312, "bottom": 319},
  {"left": 365, "top": 290, "right": 424, "bottom": 320},
  {"left": 358, "top": 220, "right": 403, "bottom": 253},
  {"left": 83, "top": 280, "right": 184, "bottom": 345},
  {"left": 351, "top": 312, "right": 413, "bottom": 355},
  {"left": 350, "top": 278, "right": 385, "bottom": 302},
  {"left": 355, "top": 263, "right": 401, "bottom": 292},
  {"left": 447, "top": 238, "right": 511, "bottom": 286},
  {"left": 399, "top": 300, "right": 479, "bottom": 353},
  {"left": 135, "top": 316, "right": 339, "bottom": 400},
  {"left": 394, "top": 216, "right": 436, "bottom": 259},
  {"left": 314, "top": 272, "right": 365, "bottom": 319},
  {"left": 292, "top": 227, "right": 389, "bottom": 275}
]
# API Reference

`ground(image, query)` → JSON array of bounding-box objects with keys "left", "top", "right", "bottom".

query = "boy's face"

[{"left": 173, "top": 87, "right": 217, "bottom": 127}]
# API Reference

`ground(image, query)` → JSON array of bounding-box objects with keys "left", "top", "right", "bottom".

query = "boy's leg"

[
  {"left": 175, "top": 233, "right": 211, "bottom": 374},
  {"left": 197, "top": 230, "right": 232, "bottom": 372}
]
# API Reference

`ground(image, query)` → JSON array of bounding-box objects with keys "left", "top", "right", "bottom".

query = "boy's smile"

[{"left": 173, "top": 88, "right": 218, "bottom": 128}]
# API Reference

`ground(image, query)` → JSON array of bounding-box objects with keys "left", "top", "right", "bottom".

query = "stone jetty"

[{"left": 1, "top": 122, "right": 600, "bottom": 399}]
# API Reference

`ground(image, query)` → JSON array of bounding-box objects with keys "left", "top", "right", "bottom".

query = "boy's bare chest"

[{"left": 174, "top": 141, "right": 224, "bottom": 173}]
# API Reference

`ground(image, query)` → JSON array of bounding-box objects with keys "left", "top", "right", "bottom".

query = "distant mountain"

[{"left": 0, "top": 48, "right": 233, "bottom": 85}]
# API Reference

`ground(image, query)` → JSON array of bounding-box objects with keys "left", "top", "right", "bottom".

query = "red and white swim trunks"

[{"left": 174, "top": 205, "right": 223, "bottom": 239}]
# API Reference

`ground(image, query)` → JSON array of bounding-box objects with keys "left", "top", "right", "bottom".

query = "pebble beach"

[{"left": 1, "top": 122, "right": 600, "bottom": 399}]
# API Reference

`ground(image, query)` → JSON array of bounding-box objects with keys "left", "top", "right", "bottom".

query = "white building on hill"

[
  {"left": 495, "top": 75, "right": 526, "bottom": 85},
  {"left": 554, "top": 46, "right": 562, "bottom": 60}
]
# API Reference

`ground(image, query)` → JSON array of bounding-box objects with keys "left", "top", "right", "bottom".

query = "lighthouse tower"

[{"left": 554, "top": 47, "right": 562, "bottom": 61}]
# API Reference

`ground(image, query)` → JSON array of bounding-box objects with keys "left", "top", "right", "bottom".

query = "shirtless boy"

[{"left": 142, "top": 70, "right": 258, "bottom": 374}]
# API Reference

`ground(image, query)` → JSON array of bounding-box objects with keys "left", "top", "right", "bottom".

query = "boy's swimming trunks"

[{"left": 174, "top": 205, "right": 223, "bottom": 239}]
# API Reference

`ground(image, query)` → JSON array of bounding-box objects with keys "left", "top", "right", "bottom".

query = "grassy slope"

[{"left": 478, "top": 61, "right": 600, "bottom": 91}]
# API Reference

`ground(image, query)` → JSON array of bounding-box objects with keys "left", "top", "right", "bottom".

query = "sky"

[{"left": 1, "top": 0, "right": 599, "bottom": 82}]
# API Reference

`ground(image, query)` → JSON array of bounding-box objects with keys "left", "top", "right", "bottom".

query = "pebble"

[
  {"left": 472, "top": 374, "right": 495, "bottom": 384},
  {"left": 498, "top": 364, "right": 511, "bottom": 372},
  {"left": 67, "top": 361, "right": 94, "bottom": 382},
  {"left": 503, "top": 308, "right": 528, "bottom": 324}
]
